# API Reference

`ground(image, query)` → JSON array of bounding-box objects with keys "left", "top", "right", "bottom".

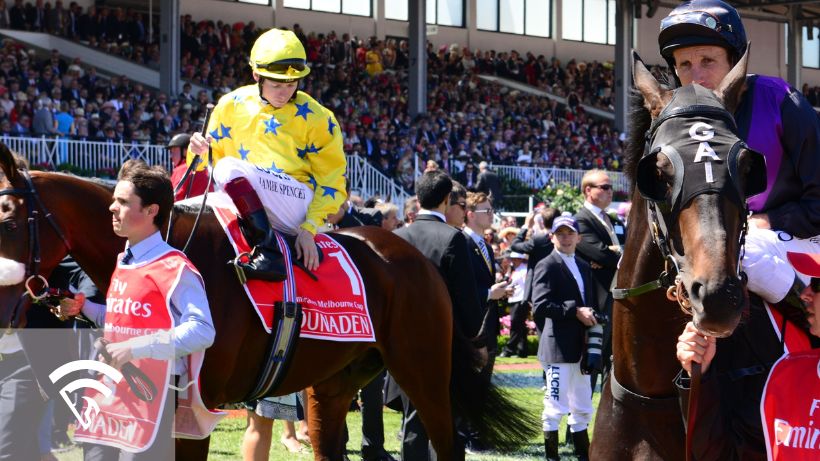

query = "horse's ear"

[
  {"left": 714, "top": 42, "right": 750, "bottom": 114},
  {"left": 632, "top": 50, "right": 666, "bottom": 116},
  {"left": 0, "top": 142, "right": 17, "bottom": 182}
]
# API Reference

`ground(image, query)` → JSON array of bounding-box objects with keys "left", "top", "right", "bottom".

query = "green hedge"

[{"left": 497, "top": 334, "right": 539, "bottom": 356}]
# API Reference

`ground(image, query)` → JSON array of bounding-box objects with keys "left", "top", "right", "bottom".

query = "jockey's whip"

[{"left": 180, "top": 104, "right": 216, "bottom": 253}]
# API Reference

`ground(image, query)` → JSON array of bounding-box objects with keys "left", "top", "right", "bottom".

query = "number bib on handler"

[
  {"left": 74, "top": 250, "right": 193, "bottom": 452},
  {"left": 761, "top": 349, "right": 820, "bottom": 460}
]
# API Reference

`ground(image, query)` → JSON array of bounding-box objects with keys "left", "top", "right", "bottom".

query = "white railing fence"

[
  {"left": 492, "top": 165, "right": 630, "bottom": 194},
  {"left": 2, "top": 135, "right": 171, "bottom": 174},
  {"left": 346, "top": 153, "right": 412, "bottom": 216}
]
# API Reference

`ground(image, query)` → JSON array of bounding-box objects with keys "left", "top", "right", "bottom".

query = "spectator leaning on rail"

[{"left": 188, "top": 28, "right": 346, "bottom": 282}]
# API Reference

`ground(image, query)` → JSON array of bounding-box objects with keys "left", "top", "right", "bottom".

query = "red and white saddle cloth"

[
  {"left": 760, "top": 302, "right": 815, "bottom": 460},
  {"left": 209, "top": 193, "right": 375, "bottom": 342}
]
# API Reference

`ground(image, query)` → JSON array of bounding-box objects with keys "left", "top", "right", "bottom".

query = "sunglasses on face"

[{"left": 589, "top": 184, "right": 613, "bottom": 191}]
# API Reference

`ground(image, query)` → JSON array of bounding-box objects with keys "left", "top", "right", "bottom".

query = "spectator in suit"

[
  {"left": 375, "top": 202, "right": 400, "bottom": 231},
  {"left": 509, "top": 206, "right": 560, "bottom": 340},
  {"left": 456, "top": 162, "right": 478, "bottom": 191},
  {"left": 532, "top": 213, "right": 600, "bottom": 461},
  {"left": 444, "top": 180, "right": 467, "bottom": 228},
  {"left": 476, "top": 161, "right": 503, "bottom": 209},
  {"left": 337, "top": 193, "right": 382, "bottom": 229},
  {"left": 461, "top": 191, "right": 510, "bottom": 453},
  {"left": 392, "top": 170, "right": 485, "bottom": 460},
  {"left": 402, "top": 196, "right": 419, "bottom": 225},
  {"left": 573, "top": 169, "right": 625, "bottom": 390}
]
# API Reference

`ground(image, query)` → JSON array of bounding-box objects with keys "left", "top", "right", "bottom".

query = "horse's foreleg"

[
  {"left": 306, "top": 376, "right": 359, "bottom": 461},
  {"left": 175, "top": 436, "right": 211, "bottom": 460}
]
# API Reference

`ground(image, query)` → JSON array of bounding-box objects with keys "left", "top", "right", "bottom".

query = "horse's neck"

[{"left": 613, "top": 198, "right": 689, "bottom": 397}]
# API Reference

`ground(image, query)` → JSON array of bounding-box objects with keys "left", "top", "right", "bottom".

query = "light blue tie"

[{"left": 478, "top": 239, "right": 492, "bottom": 272}]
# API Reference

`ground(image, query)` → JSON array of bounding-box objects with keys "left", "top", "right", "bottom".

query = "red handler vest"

[
  {"left": 761, "top": 303, "right": 816, "bottom": 460},
  {"left": 73, "top": 249, "right": 198, "bottom": 452}
]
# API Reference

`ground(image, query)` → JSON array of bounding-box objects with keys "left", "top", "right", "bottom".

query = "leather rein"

[{"left": 0, "top": 168, "right": 71, "bottom": 333}]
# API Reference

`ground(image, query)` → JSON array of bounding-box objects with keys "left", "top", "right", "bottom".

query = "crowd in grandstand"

[{"left": 0, "top": 3, "right": 817, "bottom": 189}]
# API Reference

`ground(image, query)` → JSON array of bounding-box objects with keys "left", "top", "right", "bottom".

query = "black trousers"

[
  {"left": 503, "top": 301, "right": 530, "bottom": 356},
  {"left": 360, "top": 370, "right": 387, "bottom": 458},
  {"left": 0, "top": 352, "right": 46, "bottom": 461}
]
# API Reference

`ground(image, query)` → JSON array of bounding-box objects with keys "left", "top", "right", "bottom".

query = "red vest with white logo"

[
  {"left": 762, "top": 349, "right": 820, "bottom": 460},
  {"left": 761, "top": 303, "right": 816, "bottom": 460},
  {"left": 73, "top": 249, "right": 197, "bottom": 452}
]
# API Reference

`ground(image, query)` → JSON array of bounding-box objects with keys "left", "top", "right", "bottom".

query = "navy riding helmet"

[{"left": 659, "top": 0, "right": 747, "bottom": 70}]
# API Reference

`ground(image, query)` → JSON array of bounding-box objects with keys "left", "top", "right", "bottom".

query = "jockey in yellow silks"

[{"left": 188, "top": 28, "right": 346, "bottom": 282}]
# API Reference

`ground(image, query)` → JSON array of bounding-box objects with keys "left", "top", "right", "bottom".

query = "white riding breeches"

[
  {"left": 541, "top": 362, "right": 593, "bottom": 432},
  {"left": 212, "top": 157, "right": 313, "bottom": 235},
  {"left": 743, "top": 227, "right": 820, "bottom": 303}
]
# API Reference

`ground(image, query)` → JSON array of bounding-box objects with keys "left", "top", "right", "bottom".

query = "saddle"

[{"left": 233, "top": 217, "right": 323, "bottom": 283}]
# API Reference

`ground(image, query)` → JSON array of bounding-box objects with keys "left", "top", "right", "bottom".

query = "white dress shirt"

[{"left": 556, "top": 249, "right": 585, "bottom": 305}]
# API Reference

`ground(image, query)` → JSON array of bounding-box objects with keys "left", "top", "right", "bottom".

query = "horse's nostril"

[{"left": 691, "top": 281, "right": 704, "bottom": 300}]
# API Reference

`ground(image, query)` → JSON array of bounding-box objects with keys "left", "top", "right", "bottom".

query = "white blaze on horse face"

[{"left": 0, "top": 257, "right": 25, "bottom": 286}]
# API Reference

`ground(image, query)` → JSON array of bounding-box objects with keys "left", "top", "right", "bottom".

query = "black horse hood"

[{"left": 638, "top": 84, "right": 762, "bottom": 208}]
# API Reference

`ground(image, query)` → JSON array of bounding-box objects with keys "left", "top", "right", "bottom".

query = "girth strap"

[
  {"left": 609, "top": 369, "right": 679, "bottom": 408},
  {"left": 243, "top": 232, "right": 303, "bottom": 402}
]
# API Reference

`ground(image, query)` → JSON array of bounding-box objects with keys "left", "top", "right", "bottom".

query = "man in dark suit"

[
  {"left": 532, "top": 214, "right": 600, "bottom": 461},
  {"left": 506, "top": 206, "right": 561, "bottom": 356},
  {"left": 391, "top": 170, "right": 484, "bottom": 460},
  {"left": 573, "top": 170, "right": 625, "bottom": 389},
  {"left": 476, "top": 161, "right": 503, "bottom": 209},
  {"left": 461, "top": 191, "right": 510, "bottom": 453}
]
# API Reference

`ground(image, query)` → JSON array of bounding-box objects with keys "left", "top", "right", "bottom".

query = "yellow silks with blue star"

[{"left": 187, "top": 85, "right": 347, "bottom": 234}]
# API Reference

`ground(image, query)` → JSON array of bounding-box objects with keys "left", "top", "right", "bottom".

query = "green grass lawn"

[
  {"left": 203, "top": 384, "right": 599, "bottom": 461},
  {"left": 56, "top": 361, "right": 600, "bottom": 460}
]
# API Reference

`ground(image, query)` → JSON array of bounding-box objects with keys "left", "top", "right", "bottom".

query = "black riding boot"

[
  {"left": 544, "top": 430, "right": 559, "bottom": 461},
  {"left": 223, "top": 177, "right": 286, "bottom": 282},
  {"left": 571, "top": 429, "right": 590, "bottom": 461}
]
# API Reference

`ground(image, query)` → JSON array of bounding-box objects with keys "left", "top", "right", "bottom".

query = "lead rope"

[{"left": 686, "top": 361, "right": 702, "bottom": 461}]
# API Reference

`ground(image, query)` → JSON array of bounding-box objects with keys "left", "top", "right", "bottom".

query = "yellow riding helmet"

[{"left": 249, "top": 28, "right": 311, "bottom": 81}]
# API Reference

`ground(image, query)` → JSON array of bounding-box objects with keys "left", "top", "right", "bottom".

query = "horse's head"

[
  {"left": 0, "top": 144, "right": 73, "bottom": 329},
  {"left": 631, "top": 47, "right": 766, "bottom": 337}
]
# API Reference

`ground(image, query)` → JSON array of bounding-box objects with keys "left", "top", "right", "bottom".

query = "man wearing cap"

[
  {"left": 532, "top": 213, "right": 600, "bottom": 461},
  {"left": 188, "top": 28, "right": 345, "bottom": 282}
]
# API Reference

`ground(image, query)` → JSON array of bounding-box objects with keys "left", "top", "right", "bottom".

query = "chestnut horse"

[
  {"left": 0, "top": 149, "right": 536, "bottom": 460},
  {"left": 590, "top": 49, "right": 767, "bottom": 460}
]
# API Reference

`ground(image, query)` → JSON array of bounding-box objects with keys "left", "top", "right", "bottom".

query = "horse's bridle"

[
  {"left": 612, "top": 95, "right": 764, "bottom": 313},
  {"left": 0, "top": 168, "right": 71, "bottom": 332}
]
